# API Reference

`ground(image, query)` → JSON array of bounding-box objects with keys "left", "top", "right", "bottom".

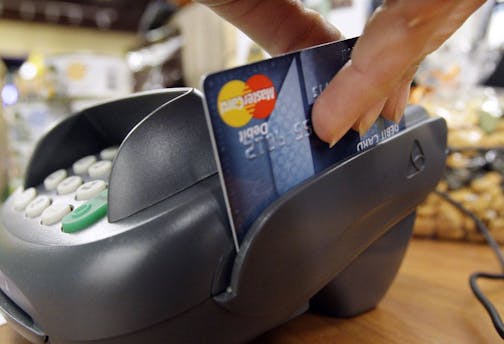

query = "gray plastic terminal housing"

[{"left": 0, "top": 88, "right": 446, "bottom": 343}]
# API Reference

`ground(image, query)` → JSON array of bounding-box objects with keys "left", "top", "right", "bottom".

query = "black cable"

[
  {"left": 470, "top": 272, "right": 504, "bottom": 339},
  {"left": 435, "top": 190, "right": 504, "bottom": 269},
  {"left": 434, "top": 190, "right": 504, "bottom": 339}
]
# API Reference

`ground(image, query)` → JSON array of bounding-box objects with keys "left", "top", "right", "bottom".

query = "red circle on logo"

[{"left": 245, "top": 74, "right": 276, "bottom": 119}]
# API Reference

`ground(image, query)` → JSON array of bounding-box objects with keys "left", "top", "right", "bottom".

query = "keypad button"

[
  {"left": 41, "top": 204, "right": 72, "bottom": 226},
  {"left": 76, "top": 180, "right": 107, "bottom": 201},
  {"left": 62, "top": 190, "right": 108, "bottom": 233},
  {"left": 100, "top": 146, "right": 118, "bottom": 160},
  {"left": 25, "top": 196, "right": 51, "bottom": 218},
  {"left": 57, "top": 176, "right": 83, "bottom": 195},
  {"left": 44, "top": 169, "right": 67, "bottom": 191},
  {"left": 14, "top": 188, "right": 37, "bottom": 211},
  {"left": 73, "top": 155, "right": 97, "bottom": 174},
  {"left": 88, "top": 160, "right": 112, "bottom": 178}
]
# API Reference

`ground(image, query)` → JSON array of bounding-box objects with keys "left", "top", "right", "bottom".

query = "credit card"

[{"left": 202, "top": 37, "right": 405, "bottom": 251}]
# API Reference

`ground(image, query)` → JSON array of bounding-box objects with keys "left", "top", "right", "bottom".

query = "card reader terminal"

[{"left": 0, "top": 88, "right": 447, "bottom": 343}]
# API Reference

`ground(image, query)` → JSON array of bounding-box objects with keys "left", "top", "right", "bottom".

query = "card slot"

[{"left": 214, "top": 110, "right": 447, "bottom": 320}]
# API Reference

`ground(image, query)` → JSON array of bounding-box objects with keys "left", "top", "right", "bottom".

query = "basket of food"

[{"left": 413, "top": 87, "right": 504, "bottom": 243}]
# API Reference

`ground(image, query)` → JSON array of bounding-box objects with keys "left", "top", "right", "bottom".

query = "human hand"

[{"left": 196, "top": 0, "right": 485, "bottom": 145}]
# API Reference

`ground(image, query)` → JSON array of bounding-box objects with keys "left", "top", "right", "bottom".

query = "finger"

[
  {"left": 312, "top": 0, "right": 485, "bottom": 144},
  {"left": 350, "top": 79, "right": 410, "bottom": 136},
  {"left": 381, "top": 61, "right": 418, "bottom": 123},
  {"left": 352, "top": 98, "right": 387, "bottom": 139},
  {"left": 381, "top": 79, "right": 411, "bottom": 124},
  {"left": 194, "top": 0, "right": 343, "bottom": 55},
  {"left": 312, "top": 5, "right": 414, "bottom": 144},
  {"left": 312, "top": 58, "right": 390, "bottom": 145},
  {"left": 351, "top": 97, "right": 386, "bottom": 131}
]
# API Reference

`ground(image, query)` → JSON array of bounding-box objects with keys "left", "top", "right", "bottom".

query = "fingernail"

[
  {"left": 393, "top": 110, "right": 403, "bottom": 123},
  {"left": 358, "top": 117, "right": 375, "bottom": 137},
  {"left": 351, "top": 120, "right": 360, "bottom": 132},
  {"left": 329, "top": 139, "right": 338, "bottom": 149},
  {"left": 358, "top": 100, "right": 386, "bottom": 137}
]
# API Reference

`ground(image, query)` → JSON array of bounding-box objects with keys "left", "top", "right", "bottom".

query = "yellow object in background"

[
  {"left": 17, "top": 52, "right": 54, "bottom": 99},
  {"left": 66, "top": 62, "right": 87, "bottom": 81}
]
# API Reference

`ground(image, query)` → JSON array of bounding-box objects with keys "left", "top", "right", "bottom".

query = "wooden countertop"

[{"left": 1, "top": 239, "right": 503, "bottom": 343}]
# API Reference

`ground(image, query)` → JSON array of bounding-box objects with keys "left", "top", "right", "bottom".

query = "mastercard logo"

[{"left": 217, "top": 74, "right": 276, "bottom": 127}]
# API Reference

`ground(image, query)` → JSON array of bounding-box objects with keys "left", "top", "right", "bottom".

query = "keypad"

[
  {"left": 41, "top": 204, "right": 72, "bottom": 226},
  {"left": 73, "top": 155, "right": 97, "bottom": 174},
  {"left": 88, "top": 160, "right": 112, "bottom": 178},
  {"left": 14, "top": 187, "right": 37, "bottom": 211},
  {"left": 76, "top": 180, "right": 107, "bottom": 201},
  {"left": 62, "top": 190, "right": 108, "bottom": 233},
  {"left": 44, "top": 169, "right": 67, "bottom": 191},
  {"left": 57, "top": 176, "right": 83, "bottom": 195},
  {"left": 26, "top": 196, "right": 51, "bottom": 218},
  {"left": 12, "top": 147, "right": 115, "bottom": 233},
  {"left": 100, "top": 146, "right": 118, "bottom": 160}
]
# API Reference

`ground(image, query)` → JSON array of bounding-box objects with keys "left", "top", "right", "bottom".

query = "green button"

[{"left": 62, "top": 190, "right": 108, "bottom": 233}]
